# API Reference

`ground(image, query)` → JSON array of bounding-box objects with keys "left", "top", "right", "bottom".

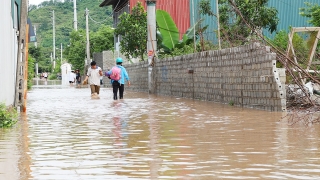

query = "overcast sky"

[
  {"left": 29, "top": 0, "right": 48, "bottom": 5},
  {"left": 29, "top": 0, "right": 66, "bottom": 5}
]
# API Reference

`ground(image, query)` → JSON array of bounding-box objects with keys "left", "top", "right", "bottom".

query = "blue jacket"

[{"left": 108, "top": 65, "right": 130, "bottom": 85}]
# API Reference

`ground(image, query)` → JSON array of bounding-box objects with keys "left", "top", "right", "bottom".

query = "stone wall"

[
  {"left": 110, "top": 43, "right": 286, "bottom": 111},
  {"left": 124, "top": 61, "right": 149, "bottom": 92}
]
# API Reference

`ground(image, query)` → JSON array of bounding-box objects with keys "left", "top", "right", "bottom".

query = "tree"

[
  {"left": 64, "top": 29, "right": 87, "bottom": 73},
  {"left": 300, "top": 2, "right": 320, "bottom": 57},
  {"left": 218, "top": 0, "right": 278, "bottom": 44},
  {"left": 300, "top": 2, "right": 320, "bottom": 27},
  {"left": 268, "top": 30, "right": 308, "bottom": 66},
  {"left": 29, "top": 46, "right": 51, "bottom": 74},
  {"left": 115, "top": 2, "right": 147, "bottom": 61},
  {"left": 28, "top": 55, "right": 36, "bottom": 89},
  {"left": 65, "top": 26, "right": 114, "bottom": 74},
  {"left": 29, "top": 46, "right": 43, "bottom": 61},
  {"left": 90, "top": 25, "right": 114, "bottom": 54},
  {"left": 28, "top": 4, "right": 37, "bottom": 12},
  {"left": 28, "top": 0, "right": 113, "bottom": 53}
]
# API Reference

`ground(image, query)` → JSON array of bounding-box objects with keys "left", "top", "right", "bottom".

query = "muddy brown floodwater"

[{"left": 1, "top": 81, "right": 320, "bottom": 179}]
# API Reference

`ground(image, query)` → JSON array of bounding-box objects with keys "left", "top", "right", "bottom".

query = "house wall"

[{"left": 0, "top": 0, "right": 18, "bottom": 106}]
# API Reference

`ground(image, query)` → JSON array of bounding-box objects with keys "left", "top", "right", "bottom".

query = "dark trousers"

[{"left": 112, "top": 81, "right": 124, "bottom": 100}]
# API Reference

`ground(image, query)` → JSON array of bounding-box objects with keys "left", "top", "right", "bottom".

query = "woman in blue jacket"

[{"left": 108, "top": 58, "right": 131, "bottom": 100}]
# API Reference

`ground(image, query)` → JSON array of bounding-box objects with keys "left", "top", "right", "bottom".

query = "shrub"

[
  {"left": 28, "top": 55, "right": 35, "bottom": 89},
  {"left": 48, "top": 74, "right": 57, "bottom": 80},
  {"left": 0, "top": 103, "right": 18, "bottom": 128},
  {"left": 229, "top": 100, "right": 235, "bottom": 106}
]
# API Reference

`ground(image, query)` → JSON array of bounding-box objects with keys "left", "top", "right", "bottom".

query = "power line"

[
  {"left": 88, "top": 14, "right": 110, "bottom": 24},
  {"left": 88, "top": 0, "right": 121, "bottom": 24}
]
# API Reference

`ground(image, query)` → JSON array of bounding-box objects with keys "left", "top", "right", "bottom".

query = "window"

[{"left": 14, "top": 2, "right": 18, "bottom": 29}]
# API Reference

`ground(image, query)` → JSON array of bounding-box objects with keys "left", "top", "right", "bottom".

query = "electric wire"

[{"left": 87, "top": 0, "right": 121, "bottom": 24}]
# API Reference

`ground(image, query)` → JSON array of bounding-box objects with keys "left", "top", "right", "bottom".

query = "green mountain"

[{"left": 28, "top": 0, "right": 113, "bottom": 58}]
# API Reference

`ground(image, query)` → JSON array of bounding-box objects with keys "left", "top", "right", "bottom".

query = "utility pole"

[
  {"left": 52, "top": 10, "right": 56, "bottom": 70},
  {"left": 85, "top": 8, "right": 90, "bottom": 65},
  {"left": 73, "top": 0, "right": 78, "bottom": 31},
  {"left": 191, "top": 0, "right": 196, "bottom": 52},
  {"left": 146, "top": 0, "right": 157, "bottom": 93},
  {"left": 34, "top": 25, "right": 38, "bottom": 77},
  {"left": 116, "top": 35, "right": 120, "bottom": 57},
  {"left": 14, "top": 0, "right": 28, "bottom": 111},
  {"left": 216, "top": 0, "right": 221, "bottom": 50},
  {"left": 34, "top": 25, "right": 37, "bottom": 48},
  {"left": 60, "top": 43, "right": 63, "bottom": 63}
]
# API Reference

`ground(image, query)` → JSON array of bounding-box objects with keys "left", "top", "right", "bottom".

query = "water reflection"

[
  {"left": 18, "top": 113, "right": 32, "bottom": 180},
  {"left": 0, "top": 125, "right": 20, "bottom": 180},
  {"left": 32, "top": 79, "right": 61, "bottom": 88},
  {"left": 1, "top": 84, "right": 320, "bottom": 179}
]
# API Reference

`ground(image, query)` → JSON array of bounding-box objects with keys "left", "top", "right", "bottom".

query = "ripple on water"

[{"left": 1, "top": 86, "right": 320, "bottom": 179}]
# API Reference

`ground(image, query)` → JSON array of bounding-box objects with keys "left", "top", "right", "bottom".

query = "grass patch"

[
  {"left": 0, "top": 103, "right": 18, "bottom": 128},
  {"left": 229, "top": 100, "right": 235, "bottom": 106}
]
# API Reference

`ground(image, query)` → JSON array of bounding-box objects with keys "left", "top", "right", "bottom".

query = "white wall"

[
  {"left": 0, "top": 0, "right": 18, "bottom": 106},
  {"left": 61, "top": 63, "right": 72, "bottom": 85}
]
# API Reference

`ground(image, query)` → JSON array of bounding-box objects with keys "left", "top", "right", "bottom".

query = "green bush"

[
  {"left": 28, "top": 55, "right": 35, "bottom": 89},
  {"left": 159, "top": 44, "right": 195, "bottom": 59},
  {"left": 48, "top": 74, "right": 57, "bottom": 80},
  {"left": 0, "top": 103, "right": 18, "bottom": 128},
  {"left": 229, "top": 100, "right": 235, "bottom": 106}
]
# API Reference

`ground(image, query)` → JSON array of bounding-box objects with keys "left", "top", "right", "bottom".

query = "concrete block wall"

[
  {"left": 114, "top": 43, "right": 286, "bottom": 111},
  {"left": 102, "top": 51, "right": 116, "bottom": 71},
  {"left": 124, "top": 61, "right": 149, "bottom": 92}
]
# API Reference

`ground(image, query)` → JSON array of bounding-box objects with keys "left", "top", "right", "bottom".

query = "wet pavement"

[{"left": 1, "top": 80, "right": 320, "bottom": 179}]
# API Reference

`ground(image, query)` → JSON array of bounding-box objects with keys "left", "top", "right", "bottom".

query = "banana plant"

[
  {"left": 156, "top": 10, "right": 179, "bottom": 50},
  {"left": 156, "top": 10, "right": 202, "bottom": 52}
]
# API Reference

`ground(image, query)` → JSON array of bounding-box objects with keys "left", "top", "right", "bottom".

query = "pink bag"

[{"left": 110, "top": 66, "right": 121, "bottom": 81}]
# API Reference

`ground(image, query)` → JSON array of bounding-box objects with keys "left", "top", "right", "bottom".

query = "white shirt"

[
  {"left": 69, "top": 72, "right": 76, "bottom": 81},
  {"left": 87, "top": 66, "right": 102, "bottom": 85}
]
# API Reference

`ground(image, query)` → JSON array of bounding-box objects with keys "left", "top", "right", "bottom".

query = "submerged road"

[{"left": 1, "top": 82, "right": 320, "bottom": 179}]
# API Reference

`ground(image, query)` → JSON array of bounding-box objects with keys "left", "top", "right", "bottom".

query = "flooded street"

[{"left": 1, "top": 81, "right": 320, "bottom": 179}]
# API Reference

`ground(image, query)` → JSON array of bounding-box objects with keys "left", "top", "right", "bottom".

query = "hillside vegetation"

[{"left": 28, "top": 0, "right": 113, "bottom": 70}]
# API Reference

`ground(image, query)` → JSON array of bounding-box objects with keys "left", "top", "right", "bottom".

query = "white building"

[
  {"left": 0, "top": 0, "right": 21, "bottom": 106},
  {"left": 60, "top": 63, "right": 72, "bottom": 85}
]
